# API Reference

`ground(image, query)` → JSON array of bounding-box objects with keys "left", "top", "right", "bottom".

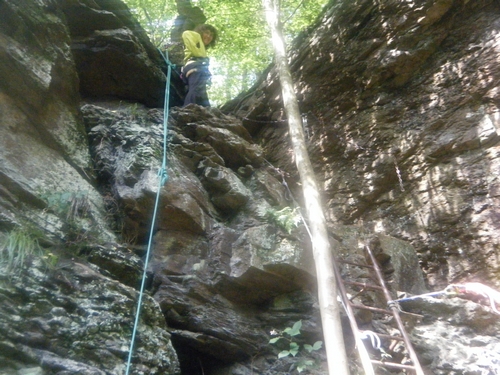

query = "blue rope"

[
  {"left": 387, "top": 289, "right": 453, "bottom": 305},
  {"left": 125, "top": 50, "right": 174, "bottom": 375}
]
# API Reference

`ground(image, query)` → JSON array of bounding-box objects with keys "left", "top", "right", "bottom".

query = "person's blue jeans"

[{"left": 183, "top": 60, "right": 211, "bottom": 107}]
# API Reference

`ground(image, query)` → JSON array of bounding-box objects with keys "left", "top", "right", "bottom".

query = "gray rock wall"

[
  {"left": 232, "top": 0, "right": 500, "bottom": 290},
  {"left": 2, "top": 0, "right": 500, "bottom": 374},
  {"left": 82, "top": 100, "right": 326, "bottom": 374},
  {"left": 0, "top": 1, "right": 182, "bottom": 374},
  {"left": 0, "top": 0, "right": 113, "bottom": 242},
  {"left": 0, "top": 259, "right": 180, "bottom": 375}
]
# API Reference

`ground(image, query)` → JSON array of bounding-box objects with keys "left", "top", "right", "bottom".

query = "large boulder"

[
  {"left": 0, "top": 0, "right": 114, "bottom": 243},
  {"left": 402, "top": 293, "right": 500, "bottom": 374},
  {"left": 61, "top": 0, "right": 184, "bottom": 107}
]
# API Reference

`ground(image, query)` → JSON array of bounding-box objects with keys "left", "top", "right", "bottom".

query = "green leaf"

[
  {"left": 312, "top": 341, "right": 323, "bottom": 351},
  {"left": 289, "top": 344, "right": 299, "bottom": 357},
  {"left": 304, "top": 341, "right": 322, "bottom": 352},
  {"left": 297, "top": 359, "right": 315, "bottom": 373},
  {"left": 278, "top": 350, "right": 290, "bottom": 359},
  {"left": 269, "top": 337, "right": 281, "bottom": 344},
  {"left": 284, "top": 320, "right": 302, "bottom": 336}
]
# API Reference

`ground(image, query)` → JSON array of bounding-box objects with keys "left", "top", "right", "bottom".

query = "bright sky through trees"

[{"left": 123, "top": 0, "right": 330, "bottom": 105}]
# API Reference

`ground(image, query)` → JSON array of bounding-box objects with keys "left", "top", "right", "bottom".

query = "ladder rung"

[
  {"left": 337, "top": 247, "right": 425, "bottom": 375},
  {"left": 370, "top": 359, "right": 417, "bottom": 371},
  {"left": 344, "top": 281, "right": 384, "bottom": 291},
  {"left": 365, "top": 245, "right": 424, "bottom": 375},
  {"left": 350, "top": 302, "right": 392, "bottom": 315}
]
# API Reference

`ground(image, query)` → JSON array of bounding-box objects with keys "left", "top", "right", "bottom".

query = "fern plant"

[
  {"left": 0, "top": 229, "right": 44, "bottom": 273},
  {"left": 41, "top": 190, "right": 97, "bottom": 247}
]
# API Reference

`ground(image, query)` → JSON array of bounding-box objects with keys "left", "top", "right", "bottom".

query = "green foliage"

[
  {"left": 124, "top": 0, "right": 177, "bottom": 46},
  {"left": 41, "top": 190, "right": 97, "bottom": 247},
  {"left": 266, "top": 206, "right": 301, "bottom": 233},
  {"left": 0, "top": 228, "right": 56, "bottom": 274},
  {"left": 41, "top": 190, "right": 90, "bottom": 222},
  {"left": 296, "top": 358, "right": 317, "bottom": 373},
  {"left": 129, "top": 102, "right": 139, "bottom": 120},
  {"left": 197, "top": 0, "right": 270, "bottom": 104},
  {"left": 304, "top": 341, "right": 323, "bottom": 353},
  {"left": 269, "top": 320, "right": 323, "bottom": 373},
  {"left": 279, "top": 341, "right": 300, "bottom": 358},
  {"left": 280, "top": 0, "right": 330, "bottom": 41},
  {"left": 122, "top": 0, "right": 329, "bottom": 104},
  {"left": 284, "top": 319, "right": 303, "bottom": 336},
  {"left": 201, "top": 0, "right": 330, "bottom": 104}
]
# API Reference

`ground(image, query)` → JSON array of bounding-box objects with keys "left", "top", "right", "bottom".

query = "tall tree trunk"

[{"left": 262, "top": 1, "right": 350, "bottom": 374}]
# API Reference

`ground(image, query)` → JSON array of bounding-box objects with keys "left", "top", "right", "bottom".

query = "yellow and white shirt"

[{"left": 182, "top": 30, "right": 208, "bottom": 64}]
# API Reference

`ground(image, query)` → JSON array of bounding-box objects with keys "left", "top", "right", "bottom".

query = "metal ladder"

[{"left": 334, "top": 245, "right": 425, "bottom": 375}]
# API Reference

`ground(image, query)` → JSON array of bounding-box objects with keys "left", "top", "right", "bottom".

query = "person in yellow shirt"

[{"left": 181, "top": 24, "right": 218, "bottom": 107}]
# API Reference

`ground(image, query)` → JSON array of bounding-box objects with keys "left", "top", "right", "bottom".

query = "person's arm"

[{"left": 182, "top": 30, "right": 207, "bottom": 60}]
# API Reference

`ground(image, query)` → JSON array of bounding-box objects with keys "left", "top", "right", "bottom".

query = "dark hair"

[{"left": 194, "top": 24, "right": 218, "bottom": 48}]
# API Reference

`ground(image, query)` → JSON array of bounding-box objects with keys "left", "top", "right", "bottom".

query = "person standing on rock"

[{"left": 181, "top": 24, "right": 218, "bottom": 107}]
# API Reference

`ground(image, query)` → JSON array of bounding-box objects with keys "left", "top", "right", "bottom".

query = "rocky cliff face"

[
  {"left": 230, "top": 0, "right": 500, "bottom": 290},
  {"left": 1, "top": 0, "right": 500, "bottom": 375}
]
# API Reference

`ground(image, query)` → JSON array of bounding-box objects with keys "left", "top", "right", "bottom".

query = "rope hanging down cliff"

[
  {"left": 125, "top": 50, "right": 174, "bottom": 375},
  {"left": 389, "top": 282, "right": 500, "bottom": 315}
]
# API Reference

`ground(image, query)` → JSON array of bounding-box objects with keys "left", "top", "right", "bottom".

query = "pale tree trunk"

[{"left": 262, "top": 1, "right": 350, "bottom": 374}]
